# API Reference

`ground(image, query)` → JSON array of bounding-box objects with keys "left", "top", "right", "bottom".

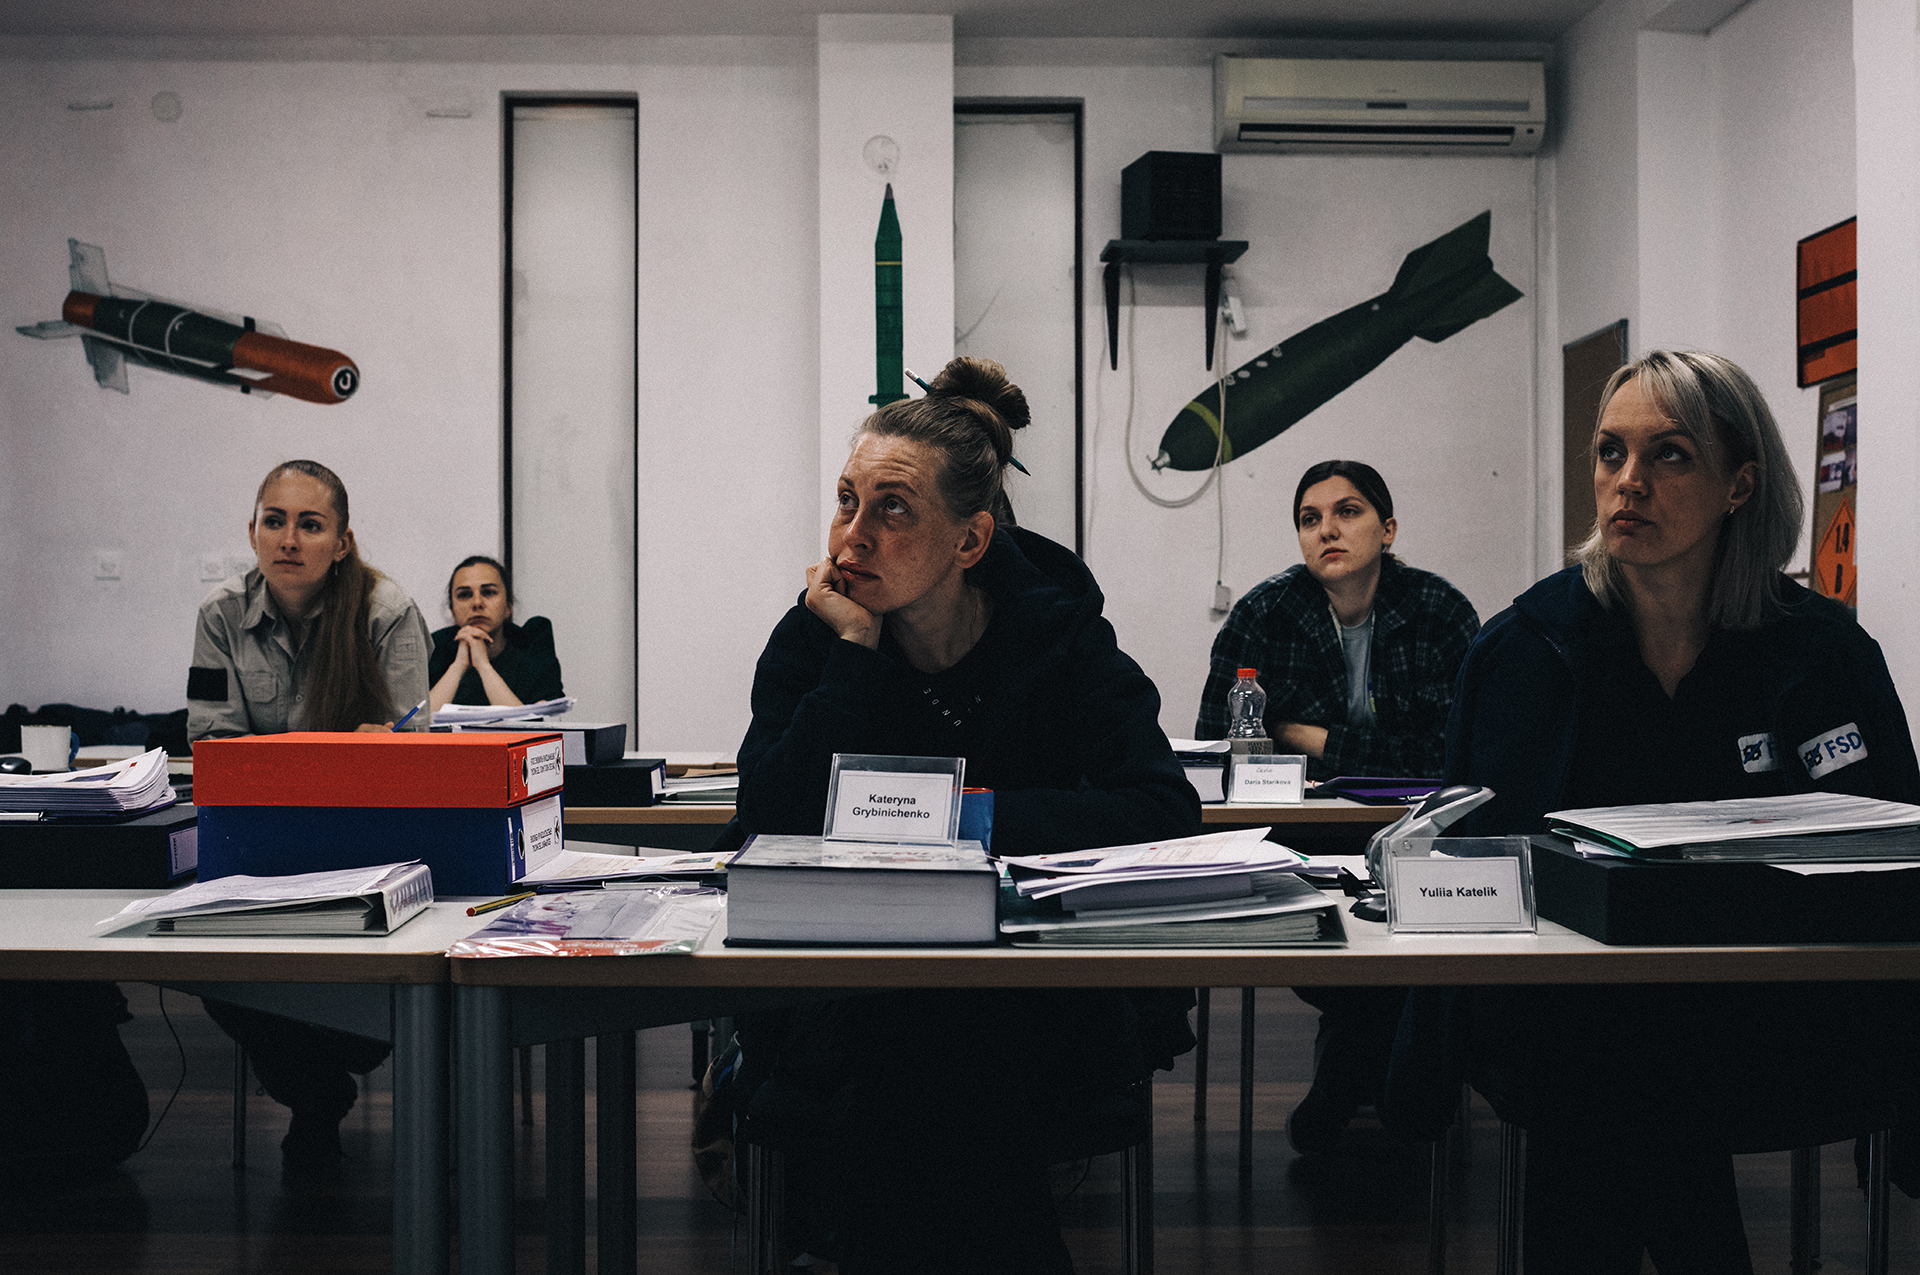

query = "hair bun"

[{"left": 929, "top": 357, "right": 1030, "bottom": 434}]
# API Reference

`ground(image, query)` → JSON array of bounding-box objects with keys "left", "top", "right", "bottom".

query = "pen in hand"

[
  {"left": 467, "top": 890, "right": 536, "bottom": 917},
  {"left": 391, "top": 699, "right": 427, "bottom": 732}
]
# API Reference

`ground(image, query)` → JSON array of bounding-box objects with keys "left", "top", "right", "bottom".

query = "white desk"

[
  {"left": 445, "top": 910, "right": 1920, "bottom": 1275},
  {"left": 0, "top": 890, "right": 488, "bottom": 1275}
]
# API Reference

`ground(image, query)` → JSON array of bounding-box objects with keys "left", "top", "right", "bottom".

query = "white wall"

[
  {"left": 1548, "top": 0, "right": 1857, "bottom": 583},
  {"left": 959, "top": 40, "right": 1540, "bottom": 740},
  {"left": 1853, "top": 0, "right": 1920, "bottom": 705},
  {"left": 0, "top": 37, "right": 820, "bottom": 753},
  {"left": 816, "top": 15, "right": 954, "bottom": 549}
]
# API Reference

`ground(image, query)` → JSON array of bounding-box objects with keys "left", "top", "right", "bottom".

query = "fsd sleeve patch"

[
  {"left": 1737, "top": 732, "right": 1779, "bottom": 774},
  {"left": 1798, "top": 722, "right": 1867, "bottom": 780}
]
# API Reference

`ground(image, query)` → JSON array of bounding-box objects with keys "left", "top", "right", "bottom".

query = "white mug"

[{"left": 20, "top": 724, "right": 72, "bottom": 773}]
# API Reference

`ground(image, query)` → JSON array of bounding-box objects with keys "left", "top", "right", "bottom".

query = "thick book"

[
  {"left": 724, "top": 834, "right": 996, "bottom": 946},
  {"left": 459, "top": 719, "right": 627, "bottom": 767},
  {"left": 0, "top": 803, "right": 199, "bottom": 887},
  {"left": 1546, "top": 792, "right": 1920, "bottom": 862},
  {"left": 192, "top": 731, "right": 564, "bottom": 808},
  {"left": 197, "top": 793, "right": 563, "bottom": 895},
  {"left": 99, "top": 861, "right": 434, "bottom": 937},
  {"left": 561, "top": 758, "right": 667, "bottom": 806}
]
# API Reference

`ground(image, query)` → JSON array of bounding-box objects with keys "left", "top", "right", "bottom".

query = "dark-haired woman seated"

[
  {"left": 187, "top": 459, "right": 430, "bottom": 1177},
  {"left": 427, "top": 555, "right": 564, "bottom": 712},
  {"left": 1198, "top": 460, "right": 1479, "bottom": 1155},
  {"left": 720, "top": 357, "right": 1200, "bottom": 1273},
  {"left": 1389, "top": 351, "right": 1920, "bottom": 1271}
]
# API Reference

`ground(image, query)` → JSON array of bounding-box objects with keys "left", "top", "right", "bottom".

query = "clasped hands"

[{"left": 805, "top": 558, "right": 881, "bottom": 649}]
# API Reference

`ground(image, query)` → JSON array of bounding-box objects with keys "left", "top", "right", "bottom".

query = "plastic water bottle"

[{"left": 1227, "top": 668, "right": 1269, "bottom": 755}]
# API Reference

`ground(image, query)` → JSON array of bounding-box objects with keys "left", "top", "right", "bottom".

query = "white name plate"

[
  {"left": 823, "top": 753, "right": 965, "bottom": 845},
  {"left": 1386, "top": 838, "right": 1536, "bottom": 933},
  {"left": 1228, "top": 753, "right": 1306, "bottom": 804}
]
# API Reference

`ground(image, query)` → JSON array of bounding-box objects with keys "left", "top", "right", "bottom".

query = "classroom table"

[
  {"left": 0, "top": 889, "right": 487, "bottom": 1275},
  {"left": 446, "top": 908, "right": 1920, "bottom": 1275}
]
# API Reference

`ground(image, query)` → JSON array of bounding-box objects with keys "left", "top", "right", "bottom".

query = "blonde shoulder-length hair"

[{"left": 1575, "top": 350, "right": 1804, "bottom": 630}]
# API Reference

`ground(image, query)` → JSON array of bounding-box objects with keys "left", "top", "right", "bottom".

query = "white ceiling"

[{"left": 0, "top": 0, "right": 1606, "bottom": 43}]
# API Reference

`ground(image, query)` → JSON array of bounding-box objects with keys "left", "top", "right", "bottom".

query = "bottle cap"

[{"left": 1236, "top": 668, "right": 1258, "bottom": 679}]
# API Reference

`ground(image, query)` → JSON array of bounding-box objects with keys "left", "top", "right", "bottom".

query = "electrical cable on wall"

[{"left": 1115, "top": 263, "right": 1235, "bottom": 614}]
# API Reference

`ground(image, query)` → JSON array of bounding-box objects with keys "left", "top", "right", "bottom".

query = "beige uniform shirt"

[{"left": 187, "top": 569, "right": 432, "bottom": 740}]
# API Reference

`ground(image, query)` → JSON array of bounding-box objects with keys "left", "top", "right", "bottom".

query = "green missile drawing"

[
  {"left": 870, "top": 184, "right": 907, "bottom": 407},
  {"left": 1153, "top": 211, "right": 1522, "bottom": 471}
]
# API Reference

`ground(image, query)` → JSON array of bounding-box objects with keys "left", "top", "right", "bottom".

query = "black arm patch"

[{"left": 187, "top": 667, "right": 229, "bottom": 701}]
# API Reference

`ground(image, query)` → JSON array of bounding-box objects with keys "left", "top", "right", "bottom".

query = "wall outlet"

[
  {"left": 199, "top": 554, "right": 226, "bottom": 583},
  {"left": 94, "top": 549, "right": 122, "bottom": 581}
]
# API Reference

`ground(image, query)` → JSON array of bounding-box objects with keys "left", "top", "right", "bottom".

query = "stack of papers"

[
  {"left": 0, "top": 747, "right": 174, "bottom": 815},
  {"left": 1548, "top": 792, "right": 1920, "bottom": 862},
  {"left": 431, "top": 697, "right": 575, "bottom": 727},
  {"left": 97, "top": 862, "right": 433, "bottom": 936},
  {"left": 1001, "top": 827, "right": 1307, "bottom": 911},
  {"left": 1002, "top": 873, "right": 1344, "bottom": 947},
  {"left": 659, "top": 774, "right": 738, "bottom": 803},
  {"left": 995, "top": 829, "right": 1343, "bottom": 948},
  {"left": 518, "top": 846, "right": 730, "bottom": 888}
]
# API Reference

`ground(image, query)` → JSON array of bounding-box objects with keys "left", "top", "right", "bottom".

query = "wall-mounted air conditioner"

[{"left": 1215, "top": 56, "right": 1547, "bottom": 156}]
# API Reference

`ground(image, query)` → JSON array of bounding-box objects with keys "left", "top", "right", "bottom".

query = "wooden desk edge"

[{"left": 448, "top": 944, "right": 1920, "bottom": 989}]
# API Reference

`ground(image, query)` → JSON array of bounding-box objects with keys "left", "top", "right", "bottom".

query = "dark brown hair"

[
  {"left": 254, "top": 460, "right": 394, "bottom": 731},
  {"left": 447, "top": 554, "right": 513, "bottom": 612},
  {"left": 860, "top": 356, "right": 1030, "bottom": 527},
  {"left": 1292, "top": 459, "right": 1395, "bottom": 528}
]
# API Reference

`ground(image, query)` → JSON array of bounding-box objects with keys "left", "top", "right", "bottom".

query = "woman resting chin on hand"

[{"left": 720, "top": 356, "right": 1199, "bottom": 1275}]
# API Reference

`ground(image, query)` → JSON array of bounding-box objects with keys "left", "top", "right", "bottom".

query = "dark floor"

[{"left": 0, "top": 982, "right": 1913, "bottom": 1273}]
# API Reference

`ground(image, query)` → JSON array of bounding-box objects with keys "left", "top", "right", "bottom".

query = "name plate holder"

[
  {"left": 1384, "top": 836, "right": 1537, "bottom": 934},
  {"left": 823, "top": 753, "right": 966, "bottom": 846},
  {"left": 1227, "top": 753, "right": 1306, "bottom": 804}
]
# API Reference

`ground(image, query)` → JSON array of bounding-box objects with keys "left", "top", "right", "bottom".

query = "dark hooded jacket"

[
  {"left": 722, "top": 527, "right": 1201, "bottom": 1169},
  {"left": 720, "top": 524, "right": 1200, "bottom": 858},
  {"left": 1385, "top": 567, "right": 1920, "bottom": 1149}
]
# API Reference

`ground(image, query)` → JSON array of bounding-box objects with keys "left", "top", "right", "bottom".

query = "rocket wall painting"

[
  {"left": 15, "top": 239, "right": 360, "bottom": 406},
  {"left": 1152, "top": 211, "right": 1521, "bottom": 471}
]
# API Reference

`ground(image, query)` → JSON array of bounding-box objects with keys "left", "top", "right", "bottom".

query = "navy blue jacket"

[
  {"left": 1443, "top": 567, "right": 1920, "bottom": 830},
  {"left": 1386, "top": 568, "right": 1920, "bottom": 1141}
]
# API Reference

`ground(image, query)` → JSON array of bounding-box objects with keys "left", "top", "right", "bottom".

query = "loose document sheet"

[
  {"left": 446, "top": 885, "right": 724, "bottom": 958},
  {"left": 431, "top": 697, "right": 575, "bottom": 726},
  {"left": 1546, "top": 792, "right": 1920, "bottom": 849}
]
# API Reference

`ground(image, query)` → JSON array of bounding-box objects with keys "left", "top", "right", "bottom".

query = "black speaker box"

[{"left": 1121, "top": 151, "right": 1222, "bottom": 241}]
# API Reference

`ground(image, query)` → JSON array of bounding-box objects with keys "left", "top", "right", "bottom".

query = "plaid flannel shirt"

[{"left": 1195, "top": 558, "right": 1480, "bottom": 781}]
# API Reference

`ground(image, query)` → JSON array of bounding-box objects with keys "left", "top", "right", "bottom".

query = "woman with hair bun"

[
  {"left": 722, "top": 357, "right": 1200, "bottom": 1273},
  {"left": 186, "top": 459, "right": 430, "bottom": 1176}
]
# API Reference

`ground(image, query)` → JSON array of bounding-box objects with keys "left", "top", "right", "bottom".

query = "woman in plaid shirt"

[{"left": 1197, "top": 458, "right": 1479, "bottom": 1155}]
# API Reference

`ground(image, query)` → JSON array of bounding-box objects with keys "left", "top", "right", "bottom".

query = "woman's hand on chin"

[{"left": 806, "top": 557, "right": 881, "bottom": 649}]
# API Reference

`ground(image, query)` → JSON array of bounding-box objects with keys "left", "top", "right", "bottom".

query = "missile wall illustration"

[
  {"left": 16, "top": 240, "right": 359, "bottom": 405},
  {"left": 870, "top": 184, "right": 907, "bottom": 408},
  {"left": 1153, "top": 212, "right": 1521, "bottom": 471}
]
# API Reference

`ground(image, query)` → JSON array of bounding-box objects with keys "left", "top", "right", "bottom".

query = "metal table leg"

[
  {"left": 393, "top": 983, "right": 450, "bottom": 1275},
  {"left": 547, "top": 1040, "right": 588, "bottom": 1275},
  {"left": 458, "top": 985, "right": 515, "bottom": 1275},
  {"left": 596, "top": 1031, "right": 637, "bottom": 1275}
]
